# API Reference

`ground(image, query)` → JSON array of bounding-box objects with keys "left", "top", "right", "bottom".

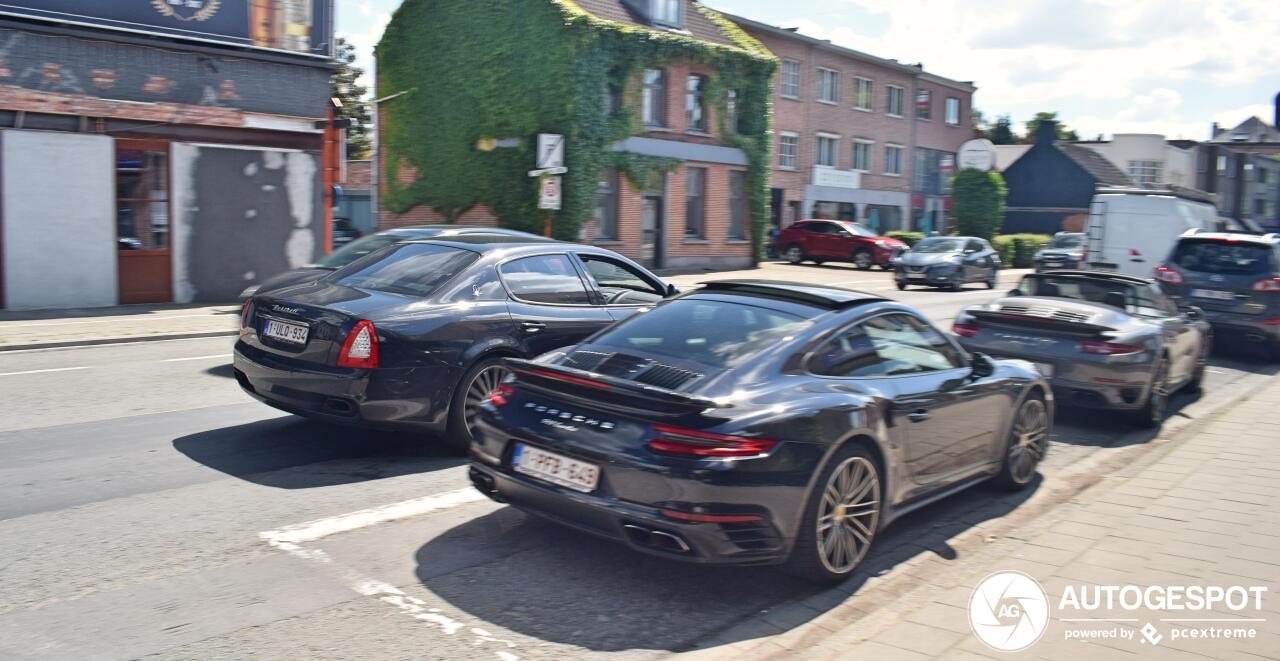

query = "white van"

[{"left": 1084, "top": 189, "right": 1219, "bottom": 279}]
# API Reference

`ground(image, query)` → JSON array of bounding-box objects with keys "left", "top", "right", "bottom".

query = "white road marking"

[
  {"left": 261, "top": 488, "right": 487, "bottom": 546},
  {"left": 0, "top": 366, "right": 91, "bottom": 377},
  {"left": 260, "top": 489, "right": 518, "bottom": 658},
  {"left": 162, "top": 354, "right": 232, "bottom": 362}
]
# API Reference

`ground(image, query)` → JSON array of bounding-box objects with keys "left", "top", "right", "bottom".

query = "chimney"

[{"left": 1036, "top": 118, "right": 1058, "bottom": 146}]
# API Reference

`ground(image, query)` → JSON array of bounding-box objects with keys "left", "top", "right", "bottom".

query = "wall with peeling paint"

[
  {"left": 1, "top": 130, "right": 116, "bottom": 309},
  {"left": 172, "top": 143, "right": 321, "bottom": 303}
]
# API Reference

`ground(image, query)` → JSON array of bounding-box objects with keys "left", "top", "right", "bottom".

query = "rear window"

[
  {"left": 592, "top": 298, "right": 811, "bottom": 368},
  {"left": 330, "top": 243, "right": 478, "bottom": 297},
  {"left": 314, "top": 232, "right": 410, "bottom": 268},
  {"left": 1171, "top": 239, "right": 1275, "bottom": 275},
  {"left": 1019, "top": 275, "right": 1173, "bottom": 318}
]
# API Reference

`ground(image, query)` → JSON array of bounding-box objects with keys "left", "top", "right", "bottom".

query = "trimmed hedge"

[
  {"left": 886, "top": 231, "right": 926, "bottom": 247},
  {"left": 993, "top": 234, "right": 1052, "bottom": 268}
]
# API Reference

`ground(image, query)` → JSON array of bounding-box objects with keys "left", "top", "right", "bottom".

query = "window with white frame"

[
  {"left": 884, "top": 144, "right": 903, "bottom": 175},
  {"left": 817, "top": 68, "right": 839, "bottom": 104},
  {"left": 945, "top": 97, "right": 960, "bottom": 125},
  {"left": 781, "top": 59, "right": 801, "bottom": 99},
  {"left": 778, "top": 133, "right": 798, "bottom": 170},
  {"left": 816, "top": 134, "right": 839, "bottom": 167},
  {"left": 854, "top": 77, "right": 873, "bottom": 111},
  {"left": 852, "top": 140, "right": 873, "bottom": 172},
  {"left": 1127, "top": 160, "right": 1162, "bottom": 185},
  {"left": 887, "top": 85, "right": 904, "bottom": 117},
  {"left": 652, "top": 0, "right": 681, "bottom": 27}
]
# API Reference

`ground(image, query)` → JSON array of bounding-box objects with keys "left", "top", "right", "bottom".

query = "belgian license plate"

[
  {"left": 1191, "top": 288, "right": 1235, "bottom": 301},
  {"left": 907, "top": 272, "right": 927, "bottom": 280},
  {"left": 513, "top": 444, "right": 599, "bottom": 493},
  {"left": 263, "top": 319, "right": 309, "bottom": 344},
  {"left": 1045, "top": 261, "right": 1064, "bottom": 268}
]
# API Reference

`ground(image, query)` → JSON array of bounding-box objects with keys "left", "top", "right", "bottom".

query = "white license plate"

[
  {"left": 1044, "top": 262, "right": 1064, "bottom": 268},
  {"left": 1190, "top": 288, "right": 1235, "bottom": 301},
  {"left": 513, "top": 444, "right": 599, "bottom": 493},
  {"left": 907, "top": 273, "right": 927, "bottom": 280},
  {"left": 263, "top": 319, "right": 309, "bottom": 344}
]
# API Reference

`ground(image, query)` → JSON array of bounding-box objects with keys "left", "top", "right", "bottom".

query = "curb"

[{"left": 0, "top": 329, "right": 238, "bottom": 352}]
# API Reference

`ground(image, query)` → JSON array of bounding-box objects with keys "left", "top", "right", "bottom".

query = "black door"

[{"left": 498, "top": 253, "right": 614, "bottom": 356}]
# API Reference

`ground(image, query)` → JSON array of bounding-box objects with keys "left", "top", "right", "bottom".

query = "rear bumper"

[
  {"left": 1197, "top": 310, "right": 1280, "bottom": 343},
  {"left": 233, "top": 340, "right": 454, "bottom": 431},
  {"left": 468, "top": 461, "right": 791, "bottom": 566},
  {"left": 961, "top": 341, "right": 1154, "bottom": 410}
]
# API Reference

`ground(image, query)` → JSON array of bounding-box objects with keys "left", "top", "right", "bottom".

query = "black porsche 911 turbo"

[
  {"left": 233, "top": 235, "right": 676, "bottom": 448},
  {"left": 467, "top": 281, "right": 1052, "bottom": 583}
]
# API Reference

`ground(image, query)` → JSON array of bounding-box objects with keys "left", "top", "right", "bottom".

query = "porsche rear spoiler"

[
  {"left": 503, "top": 358, "right": 723, "bottom": 415},
  {"left": 969, "top": 309, "right": 1114, "bottom": 336}
]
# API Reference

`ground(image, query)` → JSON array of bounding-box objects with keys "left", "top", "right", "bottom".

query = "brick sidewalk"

[
  {"left": 0, "top": 304, "right": 239, "bottom": 350},
  {"left": 684, "top": 380, "right": 1280, "bottom": 660}
]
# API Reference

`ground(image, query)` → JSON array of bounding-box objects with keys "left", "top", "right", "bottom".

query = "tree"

[
  {"left": 987, "top": 114, "right": 1018, "bottom": 144},
  {"left": 1023, "top": 111, "right": 1079, "bottom": 143},
  {"left": 951, "top": 168, "right": 1007, "bottom": 240},
  {"left": 331, "top": 37, "right": 371, "bottom": 159}
]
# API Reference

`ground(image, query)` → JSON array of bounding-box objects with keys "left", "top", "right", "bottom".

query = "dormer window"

[{"left": 652, "top": 0, "right": 682, "bottom": 28}]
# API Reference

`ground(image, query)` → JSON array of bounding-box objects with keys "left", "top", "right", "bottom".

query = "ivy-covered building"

[{"left": 376, "top": 0, "right": 775, "bottom": 270}]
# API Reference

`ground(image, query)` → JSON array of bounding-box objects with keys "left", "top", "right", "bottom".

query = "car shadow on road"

[
  {"left": 412, "top": 477, "right": 1041, "bottom": 653},
  {"left": 172, "top": 416, "right": 464, "bottom": 489}
]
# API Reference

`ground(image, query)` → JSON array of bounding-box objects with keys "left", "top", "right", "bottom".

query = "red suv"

[{"left": 776, "top": 220, "right": 906, "bottom": 270}]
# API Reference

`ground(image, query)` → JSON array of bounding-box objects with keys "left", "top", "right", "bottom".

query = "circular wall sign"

[{"left": 957, "top": 138, "right": 998, "bottom": 171}]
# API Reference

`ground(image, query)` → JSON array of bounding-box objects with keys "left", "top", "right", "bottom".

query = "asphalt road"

[{"left": 1, "top": 263, "right": 1275, "bottom": 660}]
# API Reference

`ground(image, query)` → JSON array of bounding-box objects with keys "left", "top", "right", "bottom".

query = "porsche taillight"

[
  {"left": 646, "top": 425, "right": 777, "bottom": 458},
  {"left": 1079, "top": 340, "right": 1141, "bottom": 356}
]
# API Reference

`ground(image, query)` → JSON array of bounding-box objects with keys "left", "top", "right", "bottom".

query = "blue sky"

[{"left": 337, "top": 0, "right": 1280, "bottom": 140}]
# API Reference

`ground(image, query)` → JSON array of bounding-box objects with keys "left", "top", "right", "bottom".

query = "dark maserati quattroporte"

[
  {"left": 468, "top": 281, "right": 1052, "bottom": 582},
  {"left": 233, "top": 235, "right": 675, "bottom": 448}
]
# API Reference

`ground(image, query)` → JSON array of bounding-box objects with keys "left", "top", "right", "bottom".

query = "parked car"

[
  {"left": 1155, "top": 230, "right": 1280, "bottom": 360},
  {"left": 332, "top": 217, "right": 364, "bottom": 249},
  {"left": 233, "top": 235, "right": 677, "bottom": 449},
  {"left": 776, "top": 220, "right": 906, "bottom": 270},
  {"left": 951, "top": 270, "right": 1211, "bottom": 427},
  {"left": 238, "top": 225, "right": 543, "bottom": 300},
  {"left": 468, "top": 280, "right": 1052, "bottom": 583},
  {"left": 1034, "top": 232, "right": 1085, "bottom": 272},
  {"left": 1083, "top": 188, "right": 1218, "bottom": 278},
  {"left": 894, "top": 236, "right": 999, "bottom": 291}
]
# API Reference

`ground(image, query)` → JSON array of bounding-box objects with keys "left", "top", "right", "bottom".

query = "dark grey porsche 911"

[
  {"left": 952, "top": 271, "right": 1212, "bottom": 427},
  {"left": 469, "top": 281, "right": 1052, "bottom": 583}
]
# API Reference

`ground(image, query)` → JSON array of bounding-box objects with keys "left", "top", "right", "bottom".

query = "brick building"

[
  {"left": 0, "top": 2, "right": 334, "bottom": 309},
  {"left": 376, "top": 0, "right": 772, "bottom": 271},
  {"left": 728, "top": 14, "right": 976, "bottom": 235}
]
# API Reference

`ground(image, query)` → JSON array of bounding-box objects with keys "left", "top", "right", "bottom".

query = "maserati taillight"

[
  {"left": 1252, "top": 277, "right": 1280, "bottom": 292},
  {"left": 337, "top": 320, "right": 379, "bottom": 368}
]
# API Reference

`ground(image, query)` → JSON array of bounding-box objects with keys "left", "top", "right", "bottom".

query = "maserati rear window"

[
  {"left": 331, "top": 244, "right": 478, "bottom": 297},
  {"left": 593, "top": 298, "right": 810, "bottom": 368},
  {"left": 1171, "top": 240, "right": 1274, "bottom": 275}
]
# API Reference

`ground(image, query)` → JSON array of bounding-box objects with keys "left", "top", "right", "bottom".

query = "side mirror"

[
  {"left": 970, "top": 352, "right": 996, "bottom": 379},
  {"left": 1181, "top": 305, "right": 1204, "bottom": 321},
  {"left": 665, "top": 284, "right": 680, "bottom": 297},
  {"left": 1007, "top": 288, "right": 1024, "bottom": 297}
]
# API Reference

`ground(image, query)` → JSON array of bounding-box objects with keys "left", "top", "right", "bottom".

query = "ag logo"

[
  {"left": 151, "top": 0, "right": 222, "bottom": 22},
  {"left": 969, "top": 571, "right": 1049, "bottom": 652}
]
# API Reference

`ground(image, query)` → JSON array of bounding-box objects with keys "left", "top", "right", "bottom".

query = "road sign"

[
  {"left": 537, "top": 134, "right": 564, "bottom": 169},
  {"left": 539, "top": 176, "right": 562, "bottom": 210},
  {"left": 957, "top": 138, "right": 997, "bottom": 171},
  {"left": 528, "top": 166, "right": 568, "bottom": 177}
]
